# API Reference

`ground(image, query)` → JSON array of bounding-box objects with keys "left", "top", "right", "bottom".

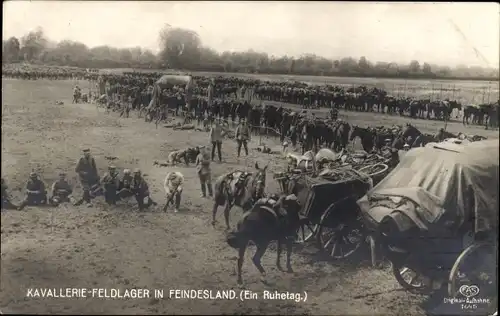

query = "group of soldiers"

[{"left": 1, "top": 149, "right": 157, "bottom": 212}]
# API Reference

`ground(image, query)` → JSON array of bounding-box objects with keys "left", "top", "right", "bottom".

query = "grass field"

[
  {"left": 102, "top": 68, "right": 500, "bottom": 105},
  {"left": 0, "top": 79, "right": 497, "bottom": 315}
]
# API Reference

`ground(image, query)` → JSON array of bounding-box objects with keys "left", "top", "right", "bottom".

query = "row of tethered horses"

[{"left": 5, "top": 68, "right": 499, "bottom": 128}]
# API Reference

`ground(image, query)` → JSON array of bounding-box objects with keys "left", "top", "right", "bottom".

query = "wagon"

[
  {"left": 358, "top": 139, "right": 498, "bottom": 311},
  {"left": 274, "top": 167, "right": 373, "bottom": 259}
]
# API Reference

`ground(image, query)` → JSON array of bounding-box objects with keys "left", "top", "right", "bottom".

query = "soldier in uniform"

[
  {"left": 168, "top": 148, "right": 191, "bottom": 166},
  {"left": 102, "top": 165, "right": 120, "bottom": 205},
  {"left": 117, "top": 169, "right": 134, "bottom": 200},
  {"left": 235, "top": 120, "right": 251, "bottom": 157},
  {"left": 196, "top": 146, "right": 213, "bottom": 198},
  {"left": 1, "top": 178, "right": 18, "bottom": 210},
  {"left": 130, "top": 169, "right": 156, "bottom": 211},
  {"left": 163, "top": 171, "right": 184, "bottom": 213},
  {"left": 49, "top": 171, "right": 74, "bottom": 206},
  {"left": 380, "top": 138, "right": 393, "bottom": 158},
  {"left": 75, "top": 148, "right": 99, "bottom": 207},
  {"left": 18, "top": 172, "right": 48, "bottom": 210}
]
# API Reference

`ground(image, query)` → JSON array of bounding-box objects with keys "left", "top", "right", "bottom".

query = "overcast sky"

[{"left": 3, "top": 1, "right": 499, "bottom": 68}]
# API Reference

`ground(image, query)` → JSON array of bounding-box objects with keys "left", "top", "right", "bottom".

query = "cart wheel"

[
  {"left": 448, "top": 242, "right": 497, "bottom": 298},
  {"left": 357, "top": 163, "right": 389, "bottom": 177},
  {"left": 317, "top": 211, "right": 365, "bottom": 259},
  {"left": 295, "top": 222, "right": 318, "bottom": 244},
  {"left": 392, "top": 261, "right": 431, "bottom": 293}
]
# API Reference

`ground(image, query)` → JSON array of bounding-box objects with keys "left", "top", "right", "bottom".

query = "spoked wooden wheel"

[
  {"left": 317, "top": 214, "right": 366, "bottom": 259},
  {"left": 448, "top": 242, "right": 497, "bottom": 298},
  {"left": 357, "top": 163, "right": 389, "bottom": 178},
  {"left": 392, "top": 262, "right": 431, "bottom": 293},
  {"left": 295, "top": 222, "right": 318, "bottom": 244}
]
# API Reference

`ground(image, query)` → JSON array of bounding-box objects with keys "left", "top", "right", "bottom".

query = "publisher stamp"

[{"left": 443, "top": 284, "right": 492, "bottom": 312}]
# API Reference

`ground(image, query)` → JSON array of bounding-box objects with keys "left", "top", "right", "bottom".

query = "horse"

[
  {"left": 226, "top": 194, "right": 301, "bottom": 285},
  {"left": 349, "top": 126, "right": 375, "bottom": 152},
  {"left": 333, "top": 121, "right": 351, "bottom": 151},
  {"left": 211, "top": 162, "right": 268, "bottom": 230}
]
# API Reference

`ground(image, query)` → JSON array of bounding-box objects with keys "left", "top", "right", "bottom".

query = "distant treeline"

[{"left": 3, "top": 26, "right": 499, "bottom": 81}]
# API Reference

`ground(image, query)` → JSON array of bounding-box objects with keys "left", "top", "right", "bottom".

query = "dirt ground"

[{"left": 1, "top": 79, "right": 497, "bottom": 315}]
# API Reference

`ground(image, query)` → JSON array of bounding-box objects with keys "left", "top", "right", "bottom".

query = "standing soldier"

[
  {"left": 102, "top": 165, "right": 120, "bottom": 205},
  {"left": 130, "top": 169, "right": 156, "bottom": 211},
  {"left": 196, "top": 147, "right": 213, "bottom": 198},
  {"left": 49, "top": 171, "right": 74, "bottom": 206},
  {"left": 75, "top": 148, "right": 99, "bottom": 207},
  {"left": 235, "top": 120, "right": 251, "bottom": 158},
  {"left": 210, "top": 119, "right": 225, "bottom": 162}
]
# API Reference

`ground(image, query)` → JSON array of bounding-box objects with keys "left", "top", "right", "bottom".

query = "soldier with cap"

[
  {"left": 18, "top": 171, "right": 48, "bottom": 210},
  {"left": 1, "top": 178, "right": 18, "bottom": 210},
  {"left": 117, "top": 169, "right": 134, "bottom": 200},
  {"left": 130, "top": 168, "right": 156, "bottom": 210},
  {"left": 102, "top": 165, "right": 120, "bottom": 205},
  {"left": 75, "top": 148, "right": 99, "bottom": 207},
  {"left": 235, "top": 119, "right": 251, "bottom": 157},
  {"left": 195, "top": 146, "right": 213, "bottom": 198},
  {"left": 163, "top": 170, "right": 184, "bottom": 213},
  {"left": 210, "top": 119, "right": 225, "bottom": 162},
  {"left": 380, "top": 138, "right": 393, "bottom": 158},
  {"left": 49, "top": 171, "right": 74, "bottom": 206}
]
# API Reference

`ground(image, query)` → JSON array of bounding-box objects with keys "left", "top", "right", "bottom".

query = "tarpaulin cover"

[
  {"left": 148, "top": 75, "right": 194, "bottom": 108},
  {"left": 358, "top": 139, "right": 499, "bottom": 234}
]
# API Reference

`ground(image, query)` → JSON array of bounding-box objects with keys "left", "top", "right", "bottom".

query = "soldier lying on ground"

[
  {"left": 49, "top": 172, "right": 74, "bottom": 206},
  {"left": 18, "top": 172, "right": 48, "bottom": 210},
  {"left": 1, "top": 178, "right": 18, "bottom": 210},
  {"left": 164, "top": 147, "right": 200, "bottom": 166}
]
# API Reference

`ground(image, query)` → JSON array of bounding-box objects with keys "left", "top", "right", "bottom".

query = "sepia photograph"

[{"left": 1, "top": 1, "right": 498, "bottom": 315}]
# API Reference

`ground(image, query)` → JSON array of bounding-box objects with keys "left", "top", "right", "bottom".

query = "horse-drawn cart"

[
  {"left": 274, "top": 167, "right": 373, "bottom": 259},
  {"left": 358, "top": 140, "right": 498, "bottom": 312}
]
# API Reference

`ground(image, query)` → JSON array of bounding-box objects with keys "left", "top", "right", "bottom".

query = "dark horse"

[
  {"left": 332, "top": 121, "right": 351, "bottom": 151},
  {"left": 212, "top": 162, "right": 268, "bottom": 230},
  {"left": 226, "top": 194, "right": 301, "bottom": 284},
  {"left": 349, "top": 126, "right": 376, "bottom": 152}
]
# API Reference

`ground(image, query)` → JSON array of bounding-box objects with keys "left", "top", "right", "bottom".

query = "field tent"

[{"left": 148, "top": 75, "right": 195, "bottom": 109}]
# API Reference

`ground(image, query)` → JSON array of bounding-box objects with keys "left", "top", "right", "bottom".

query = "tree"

[
  {"left": 3, "top": 37, "right": 21, "bottom": 62},
  {"left": 422, "top": 62, "right": 432, "bottom": 74},
  {"left": 20, "top": 27, "right": 48, "bottom": 62},
  {"left": 158, "top": 25, "right": 202, "bottom": 69},
  {"left": 409, "top": 60, "right": 420, "bottom": 73},
  {"left": 358, "top": 56, "right": 370, "bottom": 71}
]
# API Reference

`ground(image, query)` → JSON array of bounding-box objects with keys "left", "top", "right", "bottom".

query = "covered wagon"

[{"left": 358, "top": 139, "right": 498, "bottom": 310}]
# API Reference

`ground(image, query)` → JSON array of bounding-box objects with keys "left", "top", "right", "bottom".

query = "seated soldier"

[
  {"left": 117, "top": 169, "right": 134, "bottom": 200},
  {"left": 49, "top": 172, "right": 74, "bottom": 206},
  {"left": 102, "top": 165, "right": 120, "bottom": 205},
  {"left": 1, "top": 178, "right": 18, "bottom": 210},
  {"left": 18, "top": 172, "right": 48, "bottom": 210},
  {"left": 130, "top": 169, "right": 157, "bottom": 211}
]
